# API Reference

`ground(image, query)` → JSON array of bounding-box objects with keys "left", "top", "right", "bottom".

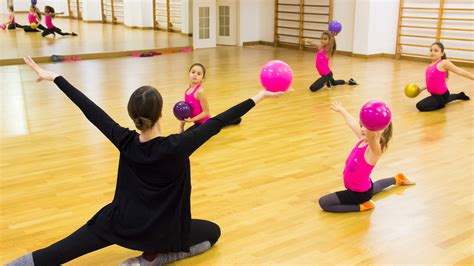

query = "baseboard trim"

[
  {"left": 123, "top": 25, "right": 155, "bottom": 30},
  {"left": 0, "top": 46, "right": 193, "bottom": 66},
  {"left": 82, "top": 20, "right": 104, "bottom": 24},
  {"left": 351, "top": 53, "right": 395, "bottom": 59},
  {"left": 242, "top": 41, "right": 275, "bottom": 47}
]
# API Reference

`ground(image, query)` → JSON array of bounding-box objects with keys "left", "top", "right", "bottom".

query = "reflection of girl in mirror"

[
  {"left": 23, "top": 5, "right": 46, "bottom": 32},
  {"left": 1, "top": 6, "right": 26, "bottom": 30},
  {"left": 41, "top": 5, "right": 77, "bottom": 37}
]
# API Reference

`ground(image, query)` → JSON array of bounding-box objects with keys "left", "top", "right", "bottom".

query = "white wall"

[
  {"left": 238, "top": 0, "right": 259, "bottom": 45},
  {"left": 260, "top": 0, "right": 274, "bottom": 43},
  {"left": 238, "top": 0, "right": 274, "bottom": 45},
  {"left": 12, "top": 0, "right": 69, "bottom": 15},
  {"left": 352, "top": 0, "right": 400, "bottom": 55},
  {"left": 12, "top": 0, "right": 30, "bottom": 11},
  {"left": 367, "top": 0, "right": 399, "bottom": 54},
  {"left": 123, "top": 0, "right": 154, "bottom": 27},
  {"left": 0, "top": 0, "right": 9, "bottom": 14},
  {"left": 333, "top": 0, "right": 355, "bottom": 52},
  {"left": 140, "top": 0, "right": 154, "bottom": 27},
  {"left": 124, "top": 0, "right": 140, "bottom": 26},
  {"left": 182, "top": 0, "right": 192, "bottom": 34},
  {"left": 352, "top": 0, "right": 371, "bottom": 55},
  {"left": 82, "top": 0, "right": 102, "bottom": 21}
]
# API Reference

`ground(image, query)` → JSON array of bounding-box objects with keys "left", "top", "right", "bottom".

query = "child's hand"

[
  {"left": 330, "top": 101, "right": 345, "bottom": 113},
  {"left": 183, "top": 118, "right": 193, "bottom": 123}
]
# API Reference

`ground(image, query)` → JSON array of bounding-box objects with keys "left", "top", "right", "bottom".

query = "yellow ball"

[
  {"left": 31, "top": 22, "right": 37, "bottom": 29},
  {"left": 404, "top": 83, "right": 420, "bottom": 98}
]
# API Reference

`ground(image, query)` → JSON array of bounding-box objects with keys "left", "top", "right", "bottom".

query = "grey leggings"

[{"left": 319, "top": 177, "right": 396, "bottom": 213}]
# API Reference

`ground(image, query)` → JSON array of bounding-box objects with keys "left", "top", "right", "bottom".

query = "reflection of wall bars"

[
  {"left": 114, "top": 0, "right": 124, "bottom": 24},
  {"left": 396, "top": 0, "right": 474, "bottom": 63},
  {"left": 274, "top": 0, "right": 333, "bottom": 50},
  {"left": 153, "top": 0, "right": 182, "bottom": 32},
  {"left": 67, "top": 0, "right": 82, "bottom": 20},
  {"left": 101, "top": 0, "right": 123, "bottom": 24}
]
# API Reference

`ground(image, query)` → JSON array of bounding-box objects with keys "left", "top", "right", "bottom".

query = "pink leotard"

[
  {"left": 315, "top": 48, "right": 331, "bottom": 76},
  {"left": 184, "top": 84, "right": 210, "bottom": 124},
  {"left": 425, "top": 59, "right": 448, "bottom": 95},
  {"left": 343, "top": 140, "right": 374, "bottom": 192}
]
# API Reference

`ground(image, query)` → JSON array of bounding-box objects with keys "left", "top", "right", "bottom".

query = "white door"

[
  {"left": 193, "top": 0, "right": 216, "bottom": 49},
  {"left": 216, "top": 0, "right": 236, "bottom": 45}
]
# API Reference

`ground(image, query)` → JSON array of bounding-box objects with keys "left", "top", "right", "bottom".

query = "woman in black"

[{"left": 6, "top": 57, "right": 288, "bottom": 266}]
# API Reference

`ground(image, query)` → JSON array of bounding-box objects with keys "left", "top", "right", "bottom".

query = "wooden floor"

[
  {"left": 0, "top": 16, "right": 192, "bottom": 61},
  {"left": 1, "top": 45, "right": 473, "bottom": 265}
]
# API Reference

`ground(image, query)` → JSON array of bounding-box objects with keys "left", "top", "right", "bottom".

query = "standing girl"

[
  {"left": 415, "top": 42, "right": 473, "bottom": 112},
  {"left": 318, "top": 101, "right": 414, "bottom": 213},
  {"left": 304, "top": 31, "right": 357, "bottom": 92}
]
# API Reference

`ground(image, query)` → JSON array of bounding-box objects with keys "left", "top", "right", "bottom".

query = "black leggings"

[
  {"left": 309, "top": 72, "right": 345, "bottom": 92},
  {"left": 23, "top": 24, "right": 46, "bottom": 32},
  {"left": 32, "top": 219, "right": 220, "bottom": 266},
  {"left": 7, "top": 23, "right": 25, "bottom": 30},
  {"left": 416, "top": 90, "right": 468, "bottom": 112},
  {"left": 42, "top": 27, "right": 74, "bottom": 37}
]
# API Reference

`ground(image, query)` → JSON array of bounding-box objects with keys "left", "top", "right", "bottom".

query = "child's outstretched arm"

[
  {"left": 303, "top": 38, "right": 319, "bottom": 49},
  {"left": 184, "top": 88, "right": 210, "bottom": 123},
  {"left": 443, "top": 61, "right": 474, "bottom": 80},
  {"left": 40, "top": 12, "right": 64, "bottom": 16},
  {"left": 330, "top": 101, "right": 362, "bottom": 139}
]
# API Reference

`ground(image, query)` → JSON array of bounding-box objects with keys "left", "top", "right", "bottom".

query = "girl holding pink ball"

[{"left": 318, "top": 101, "right": 414, "bottom": 213}]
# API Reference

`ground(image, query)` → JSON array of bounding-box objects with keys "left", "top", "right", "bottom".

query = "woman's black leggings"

[
  {"left": 309, "top": 72, "right": 345, "bottom": 92},
  {"left": 416, "top": 90, "right": 468, "bottom": 112},
  {"left": 32, "top": 219, "right": 220, "bottom": 265}
]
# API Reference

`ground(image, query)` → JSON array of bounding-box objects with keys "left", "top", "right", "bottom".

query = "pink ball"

[
  {"left": 0, "top": 23, "right": 6, "bottom": 30},
  {"left": 260, "top": 60, "right": 293, "bottom": 92},
  {"left": 359, "top": 101, "right": 392, "bottom": 131}
]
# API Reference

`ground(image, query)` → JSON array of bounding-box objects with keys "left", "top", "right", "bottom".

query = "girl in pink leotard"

[
  {"left": 304, "top": 31, "right": 357, "bottom": 92},
  {"left": 23, "top": 5, "right": 46, "bottom": 32},
  {"left": 179, "top": 63, "right": 241, "bottom": 132},
  {"left": 1, "top": 6, "right": 25, "bottom": 30},
  {"left": 415, "top": 42, "right": 473, "bottom": 112},
  {"left": 318, "top": 101, "right": 414, "bottom": 213},
  {"left": 41, "top": 6, "right": 77, "bottom": 37}
]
